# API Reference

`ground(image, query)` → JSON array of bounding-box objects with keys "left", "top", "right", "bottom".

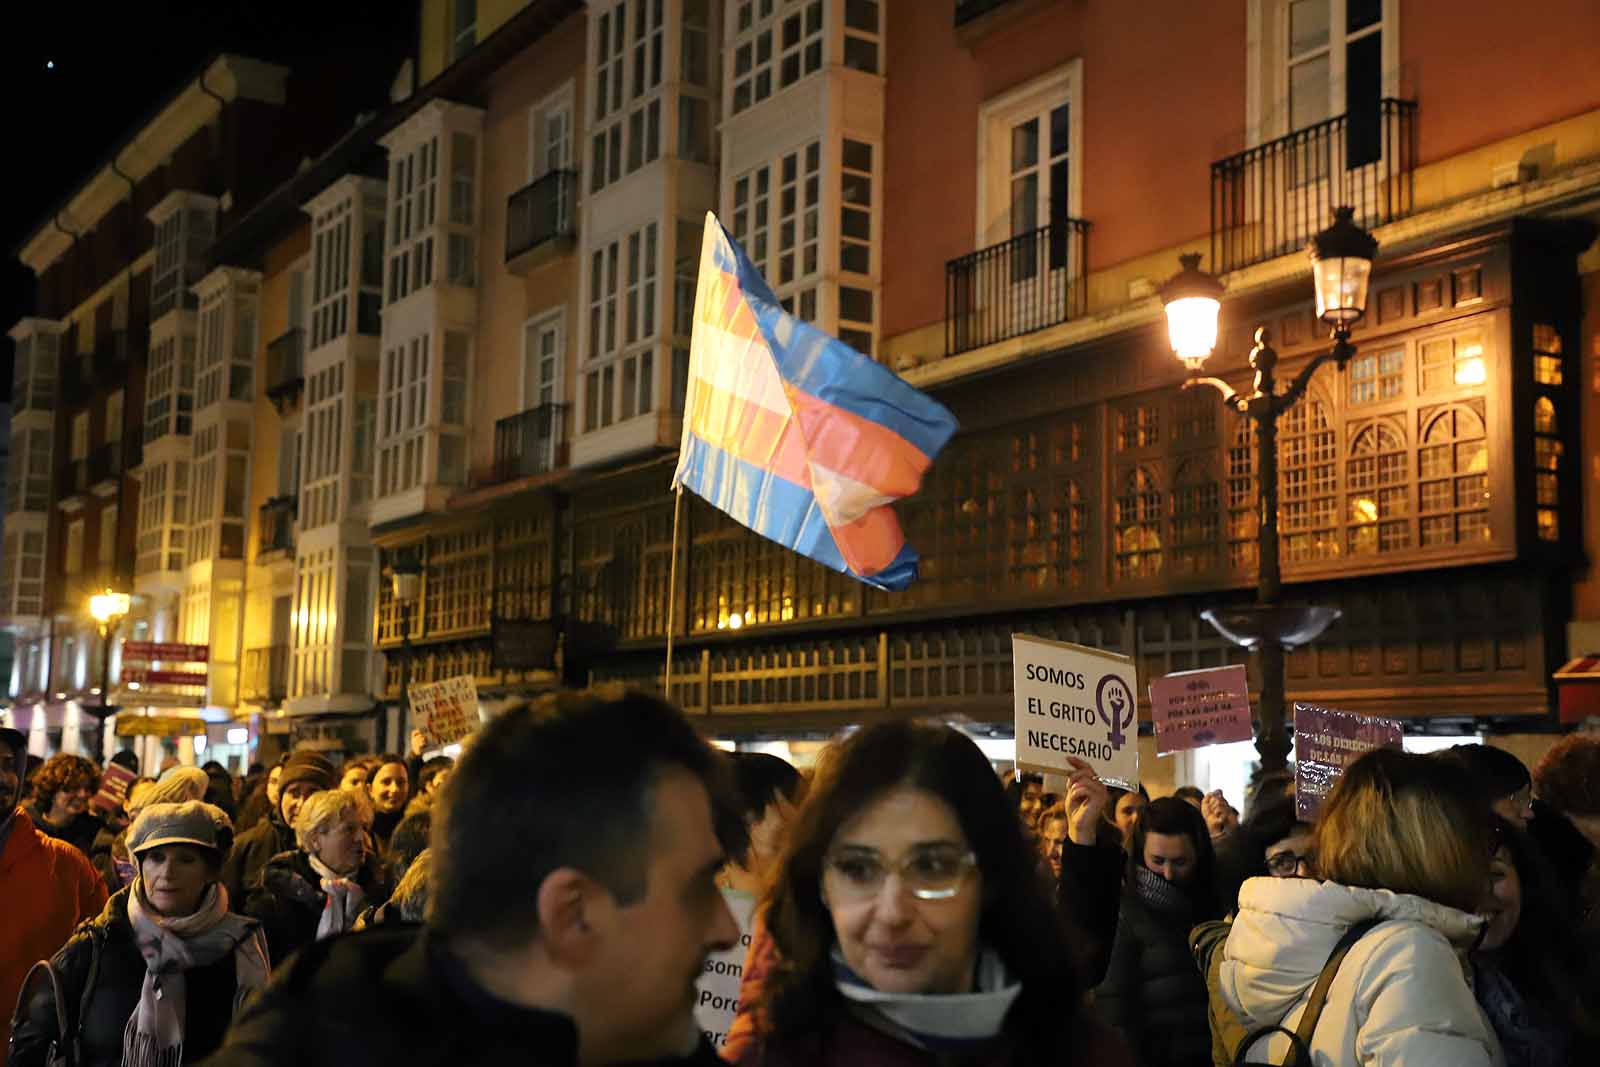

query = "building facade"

[{"left": 9, "top": 2, "right": 1599, "bottom": 777}]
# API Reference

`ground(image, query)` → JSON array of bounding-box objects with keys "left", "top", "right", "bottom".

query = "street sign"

[
  {"left": 119, "top": 668, "right": 208, "bottom": 687},
  {"left": 111, "top": 689, "right": 206, "bottom": 709},
  {"left": 115, "top": 714, "right": 209, "bottom": 737},
  {"left": 1012, "top": 634, "right": 1139, "bottom": 789},
  {"left": 1149, "top": 664, "right": 1254, "bottom": 755},
  {"left": 490, "top": 617, "right": 560, "bottom": 672},
  {"left": 122, "top": 642, "right": 209, "bottom": 663}
]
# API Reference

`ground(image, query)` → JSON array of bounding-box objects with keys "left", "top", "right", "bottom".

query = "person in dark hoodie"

[
  {"left": 1095, "top": 796, "right": 1221, "bottom": 1067},
  {"left": 10, "top": 801, "right": 270, "bottom": 1067},
  {"left": 23, "top": 753, "right": 105, "bottom": 858},
  {"left": 220, "top": 749, "right": 335, "bottom": 906}
]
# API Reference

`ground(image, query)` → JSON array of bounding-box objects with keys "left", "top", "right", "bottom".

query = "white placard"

[
  {"left": 694, "top": 889, "right": 758, "bottom": 1050},
  {"left": 407, "top": 675, "right": 481, "bottom": 745},
  {"left": 1012, "top": 634, "right": 1140, "bottom": 790}
]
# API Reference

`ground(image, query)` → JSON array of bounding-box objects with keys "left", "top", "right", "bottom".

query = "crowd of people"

[{"left": 3, "top": 700, "right": 1599, "bottom": 1067}]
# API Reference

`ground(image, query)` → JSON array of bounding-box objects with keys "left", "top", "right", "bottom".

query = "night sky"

[{"left": 0, "top": 1, "right": 417, "bottom": 401}]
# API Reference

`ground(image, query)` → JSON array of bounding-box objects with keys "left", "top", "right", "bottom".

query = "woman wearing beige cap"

[
  {"left": 10, "top": 801, "right": 271, "bottom": 1067},
  {"left": 92, "top": 766, "right": 211, "bottom": 895}
]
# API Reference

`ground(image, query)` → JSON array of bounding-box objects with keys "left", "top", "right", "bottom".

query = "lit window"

[
  {"left": 1171, "top": 458, "right": 1220, "bottom": 575},
  {"left": 1281, "top": 398, "right": 1338, "bottom": 561},
  {"left": 1419, "top": 330, "right": 1486, "bottom": 393},
  {"left": 1114, "top": 467, "right": 1163, "bottom": 579},
  {"left": 1348, "top": 347, "right": 1403, "bottom": 405},
  {"left": 1416, "top": 405, "right": 1489, "bottom": 548},
  {"left": 1346, "top": 419, "right": 1407, "bottom": 555}
]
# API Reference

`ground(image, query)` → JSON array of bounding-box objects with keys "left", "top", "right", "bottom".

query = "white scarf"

[
  {"left": 122, "top": 880, "right": 271, "bottom": 1067},
  {"left": 832, "top": 946, "right": 1022, "bottom": 1051},
  {"left": 307, "top": 852, "right": 365, "bottom": 941}
]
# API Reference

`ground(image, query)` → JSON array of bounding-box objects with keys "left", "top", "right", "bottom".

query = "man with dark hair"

[{"left": 204, "top": 688, "right": 748, "bottom": 1067}]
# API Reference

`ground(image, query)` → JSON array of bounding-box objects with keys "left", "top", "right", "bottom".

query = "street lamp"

[
  {"left": 1161, "top": 207, "right": 1378, "bottom": 774},
  {"left": 390, "top": 551, "right": 423, "bottom": 746},
  {"left": 88, "top": 589, "right": 131, "bottom": 752}
]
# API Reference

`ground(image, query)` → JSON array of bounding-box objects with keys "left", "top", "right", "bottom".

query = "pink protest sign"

[
  {"left": 1294, "top": 702, "right": 1403, "bottom": 821},
  {"left": 91, "top": 762, "right": 138, "bottom": 815},
  {"left": 1149, "top": 665, "right": 1254, "bottom": 755}
]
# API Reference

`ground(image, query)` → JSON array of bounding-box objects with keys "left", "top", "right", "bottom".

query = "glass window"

[{"left": 1114, "top": 467, "right": 1163, "bottom": 579}]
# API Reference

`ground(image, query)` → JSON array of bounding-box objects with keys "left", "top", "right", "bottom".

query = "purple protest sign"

[
  {"left": 1293, "top": 702, "right": 1403, "bottom": 821},
  {"left": 1149, "top": 665, "right": 1254, "bottom": 756}
]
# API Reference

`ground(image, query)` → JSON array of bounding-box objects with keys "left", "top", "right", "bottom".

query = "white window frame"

[
  {"left": 65, "top": 519, "right": 85, "bottom": 577},
  {"left": 98, "top": 503, "right": 118, "bottom": 568},
  {"left": 529, "top": 81, "right": 577, "bottom": 180},
  {"left": 521, "top": 308, "right": 566, "bottom": 413},
  {"left": 1246, "top": 0, "right": 1400, "bottom": 146},
  {"left": 974, "top": 62, "right": 1084, "bottom": 252},
  {"left": 589, "top": 0, "right": 666, "bottom": 194},
  {"left": 70, "top": 412, "right": 90, "bottom": 462}
]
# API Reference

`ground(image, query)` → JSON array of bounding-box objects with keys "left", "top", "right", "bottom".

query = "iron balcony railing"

[
  {"left": 240, "top": 645, "right": 289, "bottom": 703},
  {"left": 506, "top": 170, "right": 578, "bottom": 262},
  {"left": 1211, "top": 98, "right": 1417, "bottom": 275},
  {"left": 257, "top": 495, "right": 297, "bottom": 557},
  {"left": 265, "top": 328, "right": 305, "bottom": 400},
  {"left": 954, "top": 0, "right": 1012, "bottom": 26},
  {"left": 493, "top": 404, "right": 567, "bottom": 483},
  {"left": 945, "top": 218, "right": 1090, "bottom": 356}
]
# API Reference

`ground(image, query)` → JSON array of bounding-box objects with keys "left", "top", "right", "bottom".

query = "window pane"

[
  {"left": 842, "top": 36, "right": 878, "bottom": 74},
  {"left": 844, "top": 0, "right": 879, "bottom": 33},
  {"left": 1289, "top": 54, "right": 1330, "bottom": 131},
  {"left": 1049, "top": 104, "right": 1070, "bottom": 158},
  {"left": 1289, "top": 0, "right": 1330, "bottom": 56},
  {"left": 1347, "top": 0, "right": 1381, "bottom": 33},
  {"left": 1011, "top": 120, "right": 1039, "bottom": 173}
]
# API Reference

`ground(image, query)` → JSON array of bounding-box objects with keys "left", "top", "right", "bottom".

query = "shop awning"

[{"left": 1553, "top": 655, "right": 1600, "bottom": 723}]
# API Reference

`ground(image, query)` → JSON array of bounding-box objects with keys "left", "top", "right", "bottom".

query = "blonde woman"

[
  {"left": 244, "top": 788, "right": 390, "bottom": 962},
  {"left": 1219, "top": 749, "right": 1504, "bottom": 1065}
]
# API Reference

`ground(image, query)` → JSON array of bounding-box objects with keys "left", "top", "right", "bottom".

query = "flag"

[{"left": 672, "top": 213, "right": 958, "bottom": 592}]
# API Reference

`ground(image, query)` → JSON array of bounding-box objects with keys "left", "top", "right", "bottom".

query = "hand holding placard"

[{"left": 1063, "top": 756, "right": 1109, "bottom": 847}]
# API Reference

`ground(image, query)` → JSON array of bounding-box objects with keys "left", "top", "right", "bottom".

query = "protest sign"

[
  {"left": 91, "top": 762, "right": 137, "bottom": 814},
  {"left": 694, "top": 890, "right": 758, "bottom": 1050},
  {"left": 407, "top": 675, "right": 480, "bottom": 745},
  {"left": 1293, "top": 702, "right": 1403, "bottom": 820},
  {"left": 1149, "top": 664, "right": 1254, "bottom": 755},
  {"left": 1013, "top": 634, "right": 1139, "bottom": 790}
]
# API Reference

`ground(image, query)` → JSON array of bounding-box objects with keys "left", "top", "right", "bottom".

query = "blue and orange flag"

[{"left": 673, "top": 213, "right": 958, "bottom": 592}]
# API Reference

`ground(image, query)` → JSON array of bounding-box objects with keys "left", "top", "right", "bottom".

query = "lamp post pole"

[
  {"left": 88, "top": 590, "right": 131, "bottom": 759},
  {"left": 1161, "top": 208, "right": 1377, "bottom": 775}
]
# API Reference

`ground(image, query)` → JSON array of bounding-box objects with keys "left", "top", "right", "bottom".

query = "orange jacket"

[{"left": 0, "top": 807, "right": 108, "bottom": 1066}]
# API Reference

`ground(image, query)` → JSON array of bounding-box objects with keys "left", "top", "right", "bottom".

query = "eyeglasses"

[
  {"left": 823, "top": 844, "right": 978, "bottom": 901},
  {"left": 1266, "top": 850, "right": 1315, "bottom": 876}
]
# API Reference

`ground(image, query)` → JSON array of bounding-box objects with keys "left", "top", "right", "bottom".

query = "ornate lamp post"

[
  {"left": 390, "top": 552, "right": 423, "bottom": 745},
  {"left": 88, "top": 589, "right": 131, "bottom": 754},
  {"left": 1160, "top": 207, "right": 1378, "bottom": 773}
]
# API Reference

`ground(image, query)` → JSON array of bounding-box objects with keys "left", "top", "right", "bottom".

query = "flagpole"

[{"left": 664, "top": 485, "right": 684, "bottom": 700}]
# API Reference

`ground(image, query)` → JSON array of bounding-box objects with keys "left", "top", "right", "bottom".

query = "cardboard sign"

[
  {"left": 1293, "top": 702, "right": 1403, "bottom": 821},
  {"left": 408, "top": 675, "right": 481, "bottom": 745},
  {"left": 91, "top": 763, "right": 138, "bottom": 814},
  {"left": 1149, "top": 664, "right": 1254, "bottom": 755},
  {"left": 1012, "top": 634, "right": 1139, "bottom": 790},
  {"left": 694, "top": 889, "right": 758, "bottom": 1050}
]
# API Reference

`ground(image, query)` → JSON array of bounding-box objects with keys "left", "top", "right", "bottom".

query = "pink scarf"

[{"left": 122, "top": 880, "right": 271, "bottom": 1067}]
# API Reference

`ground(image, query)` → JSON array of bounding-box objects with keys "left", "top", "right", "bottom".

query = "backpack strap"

[
  {"left": 10, "top": 960, "right": 70, "bottom": 1067},
  {"left": 1229, "top": 917, "right": 1383, "bottom": 1067},
  {"left": 70, "top": 926, "right": 105, "bottom": 1067},
  {"left": 1290, "top": 917, "right": 1383, "bottom": 1055}
]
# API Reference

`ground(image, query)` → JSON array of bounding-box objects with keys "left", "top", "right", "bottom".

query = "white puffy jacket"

[{"left": 1219, "top": 878, "right": 1504, "bottom": 1067}]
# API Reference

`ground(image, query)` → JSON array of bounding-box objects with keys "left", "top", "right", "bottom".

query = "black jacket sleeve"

[
  {"left": 1056, "top": 840, "right": 1125, "bottom": 985},
  {"left": 8, "top": 929, "right": 97, "bottom": 1067},
  {"left": 1093, "top": 907, "right": 1142, "bottom": 1054}
]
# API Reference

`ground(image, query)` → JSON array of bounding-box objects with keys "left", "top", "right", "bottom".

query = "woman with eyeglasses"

[
  {"left": 1093, "top": 797, "right": 1222, "bottom": 1067},
  {"left": 731, "top": 721, "right": 1131, "bottom": 1066}
]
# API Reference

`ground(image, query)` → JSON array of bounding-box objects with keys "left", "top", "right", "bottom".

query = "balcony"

[
  {"left": 1211, "top": 98, "right": 1417, "bottom": 275},
  {"left": 257, "top": 496, "right": 296, "bottom": 561},
  {"left": 493, "top": 404, "right": 567, "bottom": 483},
  {"left": 945, "top": 218, "right": 1090, "bottom": 356},
  {"left": 955, "top": 0, "right": 1013, "bottom": 25},
  {"left": 505, "top": 170, "right": 577, "bottom": 272},
  {"left": 240, "top": 645, "right": 288, "bottom": 703},
  {"left": 265, "top": 328, "right": 305, "bottom": 410}
]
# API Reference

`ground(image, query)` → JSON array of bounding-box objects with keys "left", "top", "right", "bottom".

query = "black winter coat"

[
  {"left": 220, "top": 816, "right": 295, "bottom": 908},
  {"left": 1095, "top": 884, "right": 1213, "bottom": 1067},
  {"left": 194, "top": 926, "right": 728, "bottom": 1067},
  {"left": 9, "top": 891, "right": 241, "bottom": 1067},
  {"left": 1057, "top": 840, "right": 1125, "bottom": 985},
  {"left": 242, "top": 850, "right": 391, "bottom": 965},
  {"left": 22, "top": 803, "right": 104, "bottom": 859}
]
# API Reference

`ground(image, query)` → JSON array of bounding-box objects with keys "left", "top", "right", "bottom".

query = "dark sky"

[{"left": 1, "top": 1, "right": 417, "bottom": 401}]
